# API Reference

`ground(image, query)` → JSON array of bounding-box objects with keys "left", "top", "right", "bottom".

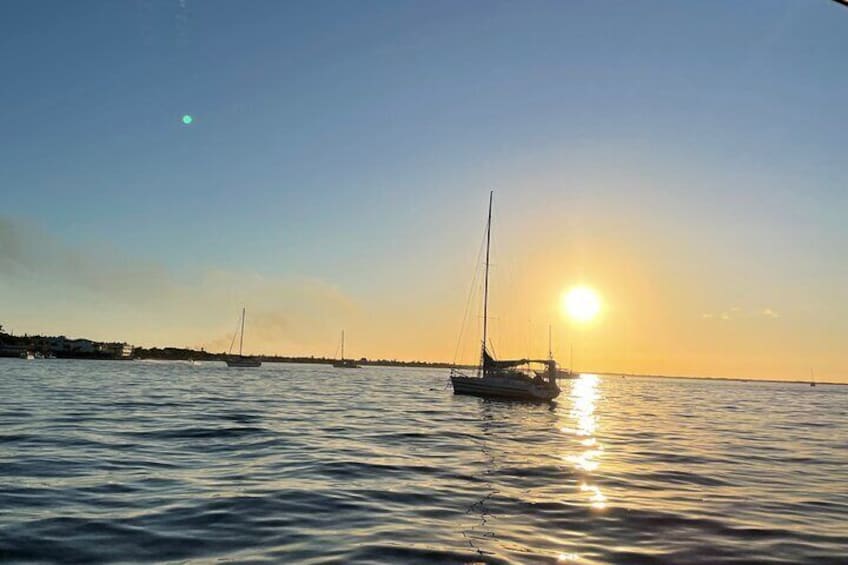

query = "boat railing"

[{"left": 450, "top": 367, "right": 475, "bottom": 379}]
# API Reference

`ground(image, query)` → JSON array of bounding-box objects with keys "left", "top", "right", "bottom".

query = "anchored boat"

[
  {"left": 450, "top": 192, "right": 561, "bottom": 402},
  {"left": 226, "top": 308, "right": 262, "bottom": 368},
  {"left": 537, "top": 325, "right": 577, "bottom": 381},
  {"left": 332, "top": 330, "right": 359, "bottom": 368}
]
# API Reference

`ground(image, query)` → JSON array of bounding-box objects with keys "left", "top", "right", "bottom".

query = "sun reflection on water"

[
  {"left": 580, "top": 483, "right": 608, "bottom": 509},
  {"left": 564, "top": 374, "right": 607, "bottom": 511},
  {"left": 566, "top": 449, "right": 603, "bottom": 472}
]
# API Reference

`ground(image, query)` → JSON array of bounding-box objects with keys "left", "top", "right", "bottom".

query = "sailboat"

[
  {"left": 333, "top": 330, "right": 359, "bottom": 368},
  {"left": 450, "top": 192, "right": 561, "bottom": 401},
  {"left": 226, "top": 308, "right": 262, "bottom": 367},
  {"left": 537, "top": 325, "right": 576, "bottom": 380}
]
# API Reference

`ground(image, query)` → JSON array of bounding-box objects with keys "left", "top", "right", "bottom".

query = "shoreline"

[
  {"left": 597, "top": 371, "right": 845, "bottom": 387},
  {"left": 2, "top": 332, "right": 842, "bottom": 385}
]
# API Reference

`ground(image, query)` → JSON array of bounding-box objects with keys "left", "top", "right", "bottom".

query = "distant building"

[
  {"left": 45, "top": 336, "right": 133, "bottom": 359},
  {"left": 69, "top": 338, "right": 96, "bottom": 354},
  {"left": 99, "top": 342, "right": 134, "bottom": 359},
  {"left": 0, "top": 331, "right": 133, "bottom": 360}
]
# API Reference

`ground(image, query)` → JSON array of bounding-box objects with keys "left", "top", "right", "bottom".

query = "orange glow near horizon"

[{"left": 5, "top": 206, "right": 845, "bottom": 383}]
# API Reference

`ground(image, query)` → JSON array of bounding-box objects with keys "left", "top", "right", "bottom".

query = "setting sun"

[{"left": 563, "top": 286, "right": 601, "bottom": 323}]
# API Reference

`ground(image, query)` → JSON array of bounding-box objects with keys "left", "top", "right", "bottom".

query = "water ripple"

[{"left": 1, "top": 360, "right": 845, "bottom": 563}]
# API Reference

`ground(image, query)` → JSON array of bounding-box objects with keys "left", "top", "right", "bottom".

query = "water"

[{"left": 1, "top": 360, "right": 845, "bottom": 564}]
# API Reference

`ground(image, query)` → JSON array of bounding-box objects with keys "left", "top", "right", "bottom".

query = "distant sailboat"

[
  {"left": 226, "top": 308, "right": 262, "bottom": 368},
  {"left": 333, "top": 330, "right": 359, "bottom": 369},
  {"left": 450, "top": 192, "right": 561, "bottom": 401},
  {"left": 810, "top": 369, "right": 816, "bottom": 387},
  {"left": 538, "top": 325, "right": 576, "bottom": 380}
]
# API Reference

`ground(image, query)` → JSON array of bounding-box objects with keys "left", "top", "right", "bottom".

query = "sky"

[{"left": 1, "top": 1, "right": 846, "bottom": 382}]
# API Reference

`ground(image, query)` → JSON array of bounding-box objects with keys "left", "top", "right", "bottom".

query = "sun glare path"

[{"left": 564, "top": 374, "right": 608, "bottom": 510}]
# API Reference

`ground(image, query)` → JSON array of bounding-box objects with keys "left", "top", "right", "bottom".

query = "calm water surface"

[{"left": 1, "top": 360, "right": 845, "bottom": 564}]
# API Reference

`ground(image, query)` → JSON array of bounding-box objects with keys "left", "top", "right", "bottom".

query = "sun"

[{"left": 563, "top": 286, "right": 601, "bottom": 323}]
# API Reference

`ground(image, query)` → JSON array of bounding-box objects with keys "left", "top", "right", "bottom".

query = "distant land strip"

[
  {"left": 1, "top": 327, "right": 841, "bottom": 383},
  {"left": 133, "top": 346, "right": 477, "bottom": 369},
  {"left": 598, "top": 372, "right": 845, "bottom": 387},
  {"left": 0, "top": 328, "right": 474, "bottom": 369}
]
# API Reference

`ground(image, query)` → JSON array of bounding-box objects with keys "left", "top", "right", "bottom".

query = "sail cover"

[{"left": 483, "top": 349, "right": 528, "bottom": 370}]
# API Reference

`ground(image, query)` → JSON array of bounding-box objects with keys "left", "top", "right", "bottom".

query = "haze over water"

[{"left": 2, "top": 360, "right": 845, "bottom": 564}]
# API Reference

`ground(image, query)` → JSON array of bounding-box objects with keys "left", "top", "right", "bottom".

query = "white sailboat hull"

[{"left": 451, "top": 373, "right": 560, "bottom": 401}]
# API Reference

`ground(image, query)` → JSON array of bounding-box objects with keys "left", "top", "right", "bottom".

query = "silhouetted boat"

[
  {"left": 537, "top": 325, "right": 577, "bottom": 380},
  {"left": 450, "top": 192, "right": 561, "bottom": 402},
  {"left": 333, "top": 330, "right": 359, "bottom": 368},
  {"left": 226, "top": 308, "right": 262, "bottom": 368}
]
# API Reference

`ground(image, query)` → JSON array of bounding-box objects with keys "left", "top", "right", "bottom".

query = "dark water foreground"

[{"left": 1, "top": 360, "right": 845, "bottom": 564}]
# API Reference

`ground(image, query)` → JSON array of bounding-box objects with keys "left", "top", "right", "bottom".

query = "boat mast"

[
  {"left": 239, "top": 307, "right": 245, "bottom": 357},
  {"left": 482, "top": 191, "right": 493, "bottom": 369},
  {"left": 548, "top": 324, "right": 553, "bottom": 360},
  {"left": 341, "top": 330, "right": 345, "bottom": 361}
]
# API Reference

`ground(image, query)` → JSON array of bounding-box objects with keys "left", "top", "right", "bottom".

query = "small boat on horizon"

[
  {"left": 226, "top": 308, "right": 262, "bottom": 368},
  {"left": 332, "top": 330, "right": 360, "bottom": 369},
  {"left": 537, "top": 325, "right": 577, "bottom": 381},
  {"left": 450, "top": 192, "right": 561, "bottom": 402}
]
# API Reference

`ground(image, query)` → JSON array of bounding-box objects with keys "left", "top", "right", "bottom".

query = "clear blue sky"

[{"left": 1, "top": 1, "right": 846, "bottom": 379}]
